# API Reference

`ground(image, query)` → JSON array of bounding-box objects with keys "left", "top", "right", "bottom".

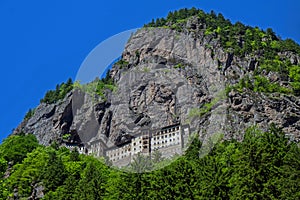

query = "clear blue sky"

[{"left": 0, "top": 0, "right": 299, "bottom": 142}]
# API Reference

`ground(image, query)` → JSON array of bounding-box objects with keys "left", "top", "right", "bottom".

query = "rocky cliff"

[{"left": 14, "top": 16, "right": 300, "bottom": 151}]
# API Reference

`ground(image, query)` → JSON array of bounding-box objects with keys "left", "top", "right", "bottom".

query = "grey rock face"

[
  {"left": 14, "top": 93, "right": 73, "bottom": 145},
  {"left": 230, "top": 91, "right": 300, "bottom": 142},
  {"left": 14, "top": 22, "right": 300, "bottom": 149}
]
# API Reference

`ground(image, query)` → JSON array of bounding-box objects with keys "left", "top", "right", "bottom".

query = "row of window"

[
  {"left": 153, "top": 126, "right": 180, "bottom": 135},
  {"left": 107, "top": 130, "right": 182, "bottom": 160},
  {"left": 152, "top": 137, "right": 180, "bottom": 145},
  {"left": 109, "top": 144, "right": 150, "bottom": 159},
  {"left": 153, "top": 132, "right": 180, "bottom": 140},
  {"left": 108, "top": 136, "right": 180, "bottom": 158},
  {"left": 109, "top": 141, "right": 182, "bottom": 161}
]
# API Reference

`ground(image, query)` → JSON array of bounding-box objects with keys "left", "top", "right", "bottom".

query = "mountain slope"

[
  {"left": 3, "top": 8, "right": 300, "bottom": 199},
  {"left": 14, "top": 8, "right": 300, "bottom": 154}
]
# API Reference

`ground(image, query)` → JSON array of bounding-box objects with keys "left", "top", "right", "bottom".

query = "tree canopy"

[{"left": 1, "top": 126, "right": 299, "bottom": 199}]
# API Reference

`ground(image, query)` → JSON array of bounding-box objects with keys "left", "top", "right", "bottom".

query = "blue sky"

[{"left": 0, "top": 0, "right": 299, "bottom": 142}]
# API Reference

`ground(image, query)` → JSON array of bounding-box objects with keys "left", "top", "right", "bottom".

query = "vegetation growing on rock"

[
  {"left": 40, "top": 69, "right": 116, "bottom": 105},
  {"left": 73, "top": 69, "right": 117, "bottom": 100},
  {"left": 145, "top": 8, "right": 300, "bottom": 55},
  {"left": 40, "top": 78, "right": 74, "bottom": 104},
  {"left": 24, "top": 108, "right": 36, "bottom": 120},
  {"left": 145, "top": 8, "right": 300, "bottom": 96}
]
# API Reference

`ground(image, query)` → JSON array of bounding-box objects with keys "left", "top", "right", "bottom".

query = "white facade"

[
  {"left": 106, "top": 143, "right": 131, "bottom": 163},
  {"left": 105, "top": 124, "right": 190, "bottom": 167},
  {"left": 151, "top": 125, "right": 181, "bottom": 151},
  {"left": 64, "top": 143, "right": 86, "bottom": 154}
]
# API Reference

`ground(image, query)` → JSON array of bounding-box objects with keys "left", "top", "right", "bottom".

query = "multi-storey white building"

[
  {"left": 105, "top": 142, "right": 132, "bottom": 166},
  {"left": 105, "top": 123, "right": 190, "bottom": 167}
]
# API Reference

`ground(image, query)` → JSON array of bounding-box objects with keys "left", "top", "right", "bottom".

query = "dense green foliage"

[
  {"left": 40, "top": 72, "right": 116, "bottom": 104},
  {"left": 226, "top": 75, "right": 293, "bottom": 94},
  {"left": 145, "top": 8, "right": 300, "bottom": 96},
  {"left": 145, "top": 8, "right": 300, "bottom": 55},
  {"left": 1, "top": 126, "right": 299, "bottom": 199},
  {"left": 40, "top": 78, "right": 73, "bottom": 104},
  {"left": 0, "top": 133, "right": 39, "bottom": 164},
  {"left": 74, "top": 70, "right": 117, "bottom": 100},
  {"left": 227, "top": 59, "right": 300, "bottom": 95}
]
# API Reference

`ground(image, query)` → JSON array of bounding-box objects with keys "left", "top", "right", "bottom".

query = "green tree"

[
  {"left": 0, "top": 157, "right": 8, "bottom": 199},
  {"left": 40, "top": 78, "right": 73, "bottom": 104},
  {"left": 0, "top": 134, "right": 39, "bottom": 164},
  {"left": 41, "top": 150, "right": 66, "bottom": 192},
  {"left": 5, "top": 146, "right": 48, "bottom": 197},
  {"left": 289, "top": 65, "right": 300, "bottom": 94},
  {"left": 75, "top": 158, "right": 108, "bottom": 200},
  {"left": 151, "top": 149, "right": 163, "bottom": 164},
  {"left": 24, "top": 108, "right": 35, "bottom": 120}
]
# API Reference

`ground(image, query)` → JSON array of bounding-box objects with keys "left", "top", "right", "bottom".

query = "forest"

[{"left": 0, "top": 125, "right": 299, "bottom": 199}]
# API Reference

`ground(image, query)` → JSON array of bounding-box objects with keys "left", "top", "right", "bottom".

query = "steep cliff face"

[{"left": 14, "top": 18, "right": 300, "bottom": 149}]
